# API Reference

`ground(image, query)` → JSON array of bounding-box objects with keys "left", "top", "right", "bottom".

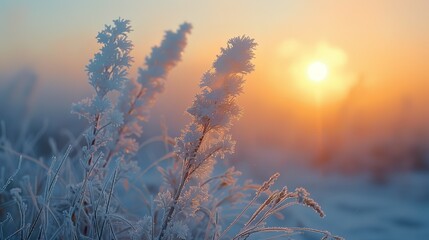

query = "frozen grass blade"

[
  {"left": 26, "top": 145, "right": 71, "bottom": 240},
  {"left": 0, "top": 156, "right": 22, "bottom": 193}
]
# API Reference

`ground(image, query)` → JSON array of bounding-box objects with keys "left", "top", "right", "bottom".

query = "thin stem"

[
  {"left": 201, "top": 173, "right": 227, "bottom": 187},
  {"left": 140, "top": 152, "right": 175, "bottom": 176},
  {"left": 187, "top": 145, "right": 221, "bottom": 178},
  {"left": 218, "top": 192, "right": 260, "bottom": 239},
  {"left": 70, "top": 152, "right": 103, "bottom": 236},
  {"left": 158, "top": 124, "right": 209, "bottom": 240},
  {"left": 87, "top": 114, "right": 100, "bottom": 166},
  {"left": 98, "top": 168, "right": 118, "bottom": 239},
  {"left": 0, "top": 145, "right": 50, "bottom": 171},
  {"left": 104, "top": 85, "right": 145, "bottom": 166},
  {"left": 233, "top": 226, "right": 335, "bottom": 240},
  {"left": 26, "top": 146, "right": 71, "bottom": 240}
]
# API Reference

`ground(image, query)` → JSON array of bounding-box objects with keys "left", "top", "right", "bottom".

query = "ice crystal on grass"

[
  {"left": 73, "top": 18, "right": 133, "bottom": 120},
  {"left": 71, "top": 18, "right": 133, "bottom": 170},
  {"left": 87, "top": 18, "right": 133, "bottom": 96},
  {"left": 105, "top": 22, "right": 192, "bottom": 166},
  {"left": 157, "top": 36, "right": 256, "bottom": 240}
]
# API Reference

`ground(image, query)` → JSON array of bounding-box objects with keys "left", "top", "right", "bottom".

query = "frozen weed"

[{"left": 0, "top": 18, "right": 341, "bottom": 240}]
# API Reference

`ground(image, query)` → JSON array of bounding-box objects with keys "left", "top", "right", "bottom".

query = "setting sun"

[{"left": 307, "top": 61, "right": 328, "bottom": 82}]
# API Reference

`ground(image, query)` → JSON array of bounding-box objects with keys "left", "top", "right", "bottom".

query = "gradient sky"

[
  {"left": 2, "top": 0, "right": 428, "bottom": 79},
  {"left": 1, "top": 0, "right": 429, "bottom": 166}
]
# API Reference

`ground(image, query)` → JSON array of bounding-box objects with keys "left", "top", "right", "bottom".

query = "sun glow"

[
  {"left": 272, "top": 41, "right": 355, "bottom": 104},
  {"left": 307, "top": 61, "right": 328, "bottom": 82}
]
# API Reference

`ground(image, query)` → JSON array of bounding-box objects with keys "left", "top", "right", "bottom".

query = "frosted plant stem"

[
  {"left": 5, "top": 225, "right": 26, "bottom": 240},
  {"left": 103, "top": 85, "right": 144, "bottom": 167},
  {"left": 98, "top": 168, "right": 118, "bottom": 239},
  {"left": 0, "top": 156, "right": 21, "bottom": 192},
  {"left": 87, "top": 114, "right": 100, "bottom": 166},
  {"left": 73, "top": 153, "right": 103, "bottom": 228},
  {"left": 0, "top": 145, "right": 50, "bottom": 171},
  {"left": 158, "top": 125, "right": 208, "bottom": 240},
  {"left": 26, "top": 146, "right": 71, "bottom": 240},
  {"left": 158, "top": 170, "right": 187, "bottom": 240},
  {"left": 201, "top": 173, "right": 228, "bottom": 187},
  {"left": 218, "top": 193, "right": 260, "bottom": 239},
  {"left": 140, "top": 152, "right": 175, "bottom": 176},
  {"left": 253, "top": 202, "right": 298, "bottom": 228},
  {"left": 233, "top": 227, "right": 339, "bottom": 240}
]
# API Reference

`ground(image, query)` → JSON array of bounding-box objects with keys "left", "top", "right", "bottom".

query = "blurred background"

[{"left": 1, "top": 1, "right": 429, "bottom": 239}]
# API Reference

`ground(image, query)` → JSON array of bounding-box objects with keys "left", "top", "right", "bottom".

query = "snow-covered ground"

[{"left": 261, "top": 165, "right": 429, "bottom": 240}]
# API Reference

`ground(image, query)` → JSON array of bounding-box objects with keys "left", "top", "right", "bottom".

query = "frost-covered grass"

[
  {"left": 0, "top": 19, "right": 342, "bottom": 240},
  {"left": 266, "top": 164, "right": 429, "bottom": 240}
]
